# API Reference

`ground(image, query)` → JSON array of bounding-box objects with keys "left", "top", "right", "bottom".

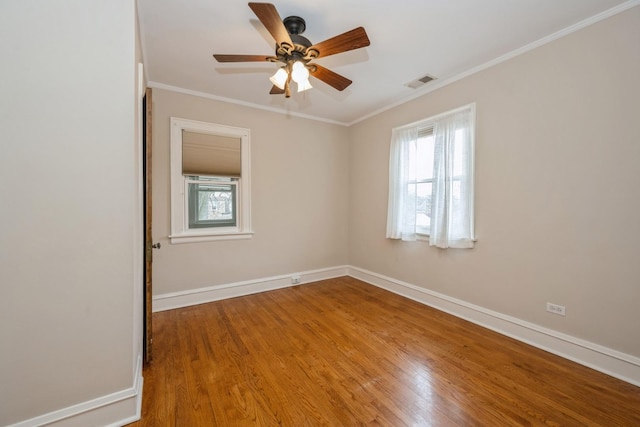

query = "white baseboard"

[
  {"left": 153, "top": 265, "right": 349, "bottom": 312},
  {"left": 348, "top": 266, "right": 640, "bottom": 387},
  {"left": 151, "top": 264, "right": 640, "bottom": 387},
  {"left": 8, "top": 356, "right": 143, "bottom": 427}
]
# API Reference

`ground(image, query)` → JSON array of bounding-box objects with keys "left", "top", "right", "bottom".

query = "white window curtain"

[
  {"left": 430, "top": 108, "right": 474, "bottom": 248},
  {"left": 386, "top": 126, "right": 419, "bottom": 241},
  {"left": 386, "top": 105, "right": 475, "bottom": 248}
]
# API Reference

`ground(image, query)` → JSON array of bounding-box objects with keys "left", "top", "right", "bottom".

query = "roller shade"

[
  {"left": 417, "top": 126, "right": 433, "bottom": 138},
  {"left": 182, "top": 131, "right": 241, "bottom": 176}
]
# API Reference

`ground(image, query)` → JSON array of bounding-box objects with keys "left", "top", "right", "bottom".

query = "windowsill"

[{"left": 169, "top": 230, "right": 254, "bottom": 244}]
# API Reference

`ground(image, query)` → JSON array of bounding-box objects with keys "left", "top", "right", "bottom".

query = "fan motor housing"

[
  {"left": 290, "top": 33, "right": 312, "bottom": 48},
  {"left": 284, "top": 16, "right": 312, "bottom": 50},
  {"left": 283, "top": 16, "right": 306, "bottom": 35},
  {"left": 275, "top": 16, "right": 313, "bottom": 61}
]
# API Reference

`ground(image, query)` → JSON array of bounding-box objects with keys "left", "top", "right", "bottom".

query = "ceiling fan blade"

[
  {"left": 248, "top": 2, "right": 293, "bottom": 47},
  {"left": 309, "top": 27, "right": 370, "bottom": 59},
  {"left": 213, "top": 54, "right": 270, "bottom": 62},
  {"left": 310, "top": 64, "right": 352, "bottom": 91},
  {"left": 269, "top": 85, "right": 285, "bottom": 95}
]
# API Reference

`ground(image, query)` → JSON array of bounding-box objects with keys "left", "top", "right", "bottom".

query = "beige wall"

[
  {"left": 348, "top": 7, "right": 640, "bottom": 357},
  {"left": 151, "top": 89, "right": 350, "bottom": 294},
  {"left": 0, "top": 1, "right": 139, "bottom": 425},
  {"left": 3, "top": 2, "right": 634, "bottom": 425}
]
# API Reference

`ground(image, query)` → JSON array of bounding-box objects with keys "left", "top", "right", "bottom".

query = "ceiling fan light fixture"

[
  {"left": 213, "top": 3, "right": 370, "bottom": 97},
  {"left": 269, "top": 67, "right": 288, "bottom": 90},
  {"left": 297, "top": 79, "right": 313, "bottom": 92},
  {"left": 290, "top": 60, "right": 310, "bottom": 84}
]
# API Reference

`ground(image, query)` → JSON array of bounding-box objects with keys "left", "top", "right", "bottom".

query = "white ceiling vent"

[{"left": 406, "top": 74, "right": 436, "bottom": 89}]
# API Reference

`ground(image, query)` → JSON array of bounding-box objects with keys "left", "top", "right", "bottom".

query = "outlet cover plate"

[{"left": 546, "top": 302, "right": 566, "bottom": 316}]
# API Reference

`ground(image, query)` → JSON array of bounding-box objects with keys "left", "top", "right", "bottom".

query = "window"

[
  {"left": 410, "top": 127, "right": 436, "bottom": 235},
  {"left": 170, "top": 118, "right": 252, "bottom": 243},
  {"left": 186, "top": 176, "right": 236, "bottom": 228},
  {"left": 386, "top": 104, "right": 475, "bottom": 248}
]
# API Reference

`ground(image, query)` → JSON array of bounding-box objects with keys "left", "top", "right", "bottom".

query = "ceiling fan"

[{"left": 213, "top": 2, "right": 370, "bottom": 97}]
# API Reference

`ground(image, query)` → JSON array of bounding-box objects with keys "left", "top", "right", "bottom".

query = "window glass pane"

[
  {"left": 416, "top": 135, "right": 435, "bottom": 180},
  {"left": 407, "top": 141, "right": 417, "bottom": 179},
  {"left": 416, "top": 182, "right": 432, "bottom": 231},
  {"left": 193, "top": 183, "right": 234, "bottom": 221},
  {"left": 187, "top": 177, "right": 237, "bottom": 228}
]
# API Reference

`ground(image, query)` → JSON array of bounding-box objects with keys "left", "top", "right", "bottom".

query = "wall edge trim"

[
  {"left": 150, "top": 266, "right": 640, "bottom": 387},
  {"left": 347, "top": 266, "right": 640, "bottom": 387},
  {"left": 347, "top": 0, "right": 640, "bottom": 126},
  {"left": 8, "top": 356, "right": 143, "bottom": 427},
  {"left": 147, "top": 82, "right": 349, "bottom": 127},
  {"left": 152, "top": 266, "right": 349, "bottom": 312}
]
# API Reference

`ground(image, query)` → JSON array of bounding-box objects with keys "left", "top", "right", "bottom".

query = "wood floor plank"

[{"left": 128, "top": 277, "right": 640, "bottom": 426}]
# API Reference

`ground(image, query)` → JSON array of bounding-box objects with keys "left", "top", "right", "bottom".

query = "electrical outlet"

[
  {"left": 546, "top": 302, "right": 566, "bottom": 316},
  {"left": 291, "top": 275, "right": 301, "bottom": 284}
]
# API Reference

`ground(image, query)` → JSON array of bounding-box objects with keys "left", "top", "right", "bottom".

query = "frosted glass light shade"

[
  {"left": 269, "top": 68, "right": 288, "bottom": 89},
  {"left": 291, "top": 61, "right": 310, "bottom": 83},
  {"left": 297, "top": 79, "right": 313, "bottom": 92}
]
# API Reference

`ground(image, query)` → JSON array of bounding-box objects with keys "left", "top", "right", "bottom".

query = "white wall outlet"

[
  {"left": 291, "top": 275, "right": 301, "bottom": 284},
  {"left": 546, "top": 302, "right": 566, "bottom": 316}
]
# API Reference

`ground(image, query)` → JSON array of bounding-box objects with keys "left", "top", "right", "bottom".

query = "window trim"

[{"left": 169, "top": 117, "right": 252, "bottom": 244}]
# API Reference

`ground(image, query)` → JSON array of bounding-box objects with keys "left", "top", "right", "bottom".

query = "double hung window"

[
  {"left": 170, "top": 118, "right": 252, "bottom": 243},
  {"left": 386, "top": 104, "right": 475, "bottom": 248}
]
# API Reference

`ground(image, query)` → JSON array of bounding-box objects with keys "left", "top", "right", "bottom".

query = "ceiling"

[{"left": 137, "top": 0, "right": 632, "bottom": 125}]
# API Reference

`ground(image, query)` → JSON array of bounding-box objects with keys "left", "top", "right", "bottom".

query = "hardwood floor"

[{"left": 128, "top": 277, "right": 640, "bottom": 426}]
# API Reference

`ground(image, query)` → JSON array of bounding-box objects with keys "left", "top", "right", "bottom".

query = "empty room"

[{"left": 2, "top": 0, "right": 639, "bottom": 426}]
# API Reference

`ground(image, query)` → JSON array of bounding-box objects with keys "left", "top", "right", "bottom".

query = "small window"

[
  {"left": 170, "top": 118, "right": 252, "bottom": 244},
  {"left": 186, "top": 176, "right": 237, "bottom": 228}
]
